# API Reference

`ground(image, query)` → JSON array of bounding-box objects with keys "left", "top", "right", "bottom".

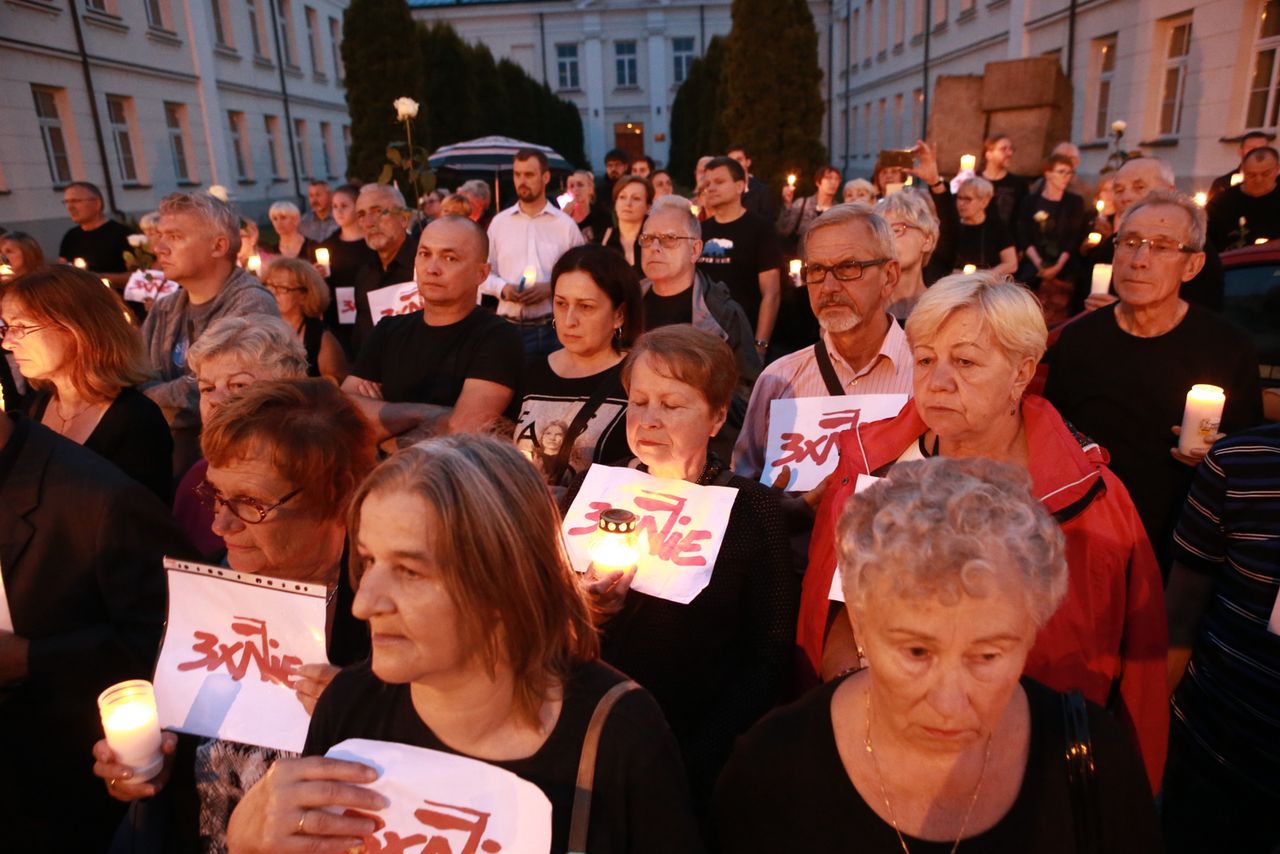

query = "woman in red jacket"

[{"left": 798, "top": 272, "right": 1169, "bottom": 792}]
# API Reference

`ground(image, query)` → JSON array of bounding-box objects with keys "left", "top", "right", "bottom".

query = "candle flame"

[
  {"left": 1255, "top": 237, "right": 1269, "bottom": 245},
  {"left": 247, "top": 255, "right": 261, "bottom": 273},
  {"left": 1230, "top": 172, "right": 1244, "bottom": 186},
  {"left": 1095, "top": 200, "right": 1105, "bottom": 213},
  {"left": 314, "top": 247, "right": 330, "bottom": 266},
  {"left": 1087, "top": 232, "right": 1102, "bottom": 245},
  {"left": 788, "top": 259, "right": 802, "bottom": 275},
  {"left": 786, "top": 174, "right": 797, "bottom": 187},
  {"left": 962, "top": 264, "right": 977, "bottom": 274},
  {"left": 1193, "top": 192, "right": 1207, "bottom": 207},
  {"left": 73, "top": 257, "right": 88, "bottom": 269}
]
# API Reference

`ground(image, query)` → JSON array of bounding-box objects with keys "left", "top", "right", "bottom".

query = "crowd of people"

[{"left": 0, "top": 131, "right": 1277, "bottom": 853}]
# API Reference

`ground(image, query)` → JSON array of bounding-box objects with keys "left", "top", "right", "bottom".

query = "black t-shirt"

[
  {"left": 1206, "top": 184, "right": 1280, "bottom": 248},
  {"left": 1044, "top": 304, "right": 1263, "bottom": 569},
  {"left": 319, "top": 235, "right": 377, "bottom": 291},
  {"left": 515, "top": 356, "right": 629, "bottom": 486},
  {"left": 304, "top": 659, "right": 704, "bottom": 854},
  {"left": 353, "top": 307, "right": 523, "bottom": 414},
  {"left": 643, "top": 285, "right": 695, "bottom": 329},
  {"left": 712, "top": 676, "right": 1161, "bottom": 854},
  {"left": 58, "top": 219, "right": 132, "bottom": 273},
  {"left": 696, "top": 211, "right": 783, "bottom": 326},
  {"left": 986, "top": 172, "right": 1031, "bottom": 231},
  {"left": 957, "top": 216, "right": 1015, "bottom": 269},
  {"left": 351, "top": 236, "right": 416, "bottom": 354}
]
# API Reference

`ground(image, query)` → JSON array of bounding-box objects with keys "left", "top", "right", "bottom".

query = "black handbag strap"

[
  {"left": 566, "top": 680, "right": 641, "bottom": 854},
  {"left": 1062, "top": 689, "right": 1101, "bottom": 854},
  {"left": 813, "top": 337, "right": 845, "bottom": 396},
  {"left": 545, "top": 383, "right": 616, "bottom": 485}
]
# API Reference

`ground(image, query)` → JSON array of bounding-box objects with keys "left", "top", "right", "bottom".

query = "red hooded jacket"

[{"left": 797, "top": 394, "right": 1168, "bottom": 791}]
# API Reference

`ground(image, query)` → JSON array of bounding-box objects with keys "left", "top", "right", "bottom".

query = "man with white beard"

[{"left": 733, "top": 204, "right": 914, "bottom": 479}]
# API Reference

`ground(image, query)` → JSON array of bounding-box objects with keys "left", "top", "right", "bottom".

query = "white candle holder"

[
  {"left": 1178, "top": 385, "right": 1225, "bottom": 455},
  {"left": 98, "top": 679, "right": 164, "bottom": 780}
]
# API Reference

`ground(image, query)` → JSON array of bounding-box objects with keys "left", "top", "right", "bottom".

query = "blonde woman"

[{"left": 262, "top": 257, "right": 349, "bottom": 382}]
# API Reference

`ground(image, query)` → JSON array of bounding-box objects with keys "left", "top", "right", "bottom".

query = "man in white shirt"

[{"left": 481, "top": 149, "right": 585, "bottom": 356}]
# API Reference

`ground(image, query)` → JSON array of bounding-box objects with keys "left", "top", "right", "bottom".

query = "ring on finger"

[{"left": 297, "top": 811, "right": 308, "bottom": 835}]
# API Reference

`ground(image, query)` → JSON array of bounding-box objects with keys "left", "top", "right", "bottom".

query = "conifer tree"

[{"left": 669, "top": 36, "right": 728, "bottom": 187}]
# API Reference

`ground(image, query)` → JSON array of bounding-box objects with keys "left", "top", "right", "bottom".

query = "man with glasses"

[
  {"left": 351, "top": 183, "right": 416, "bottom": 354},
  {"left": 1046, "top": 191, "right": 1263, "bottom": 573},
  {"left": 57, "top": 181, "right": 131, "bottom": 286},
  {"left": 733, "top": 204, "right": 913, "bottom": 480},
  {"left": 1206, "top": 146, "right": 1280, "bottom": 249}
]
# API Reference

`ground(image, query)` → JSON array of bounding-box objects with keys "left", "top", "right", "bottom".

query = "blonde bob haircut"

[
  {"left": 186, "top": 314, "right": 308, "bottom": 380},
  {"left": 2, "top": 266, "right": 150, "bottom": 401},
  {"left": 837, "top": 457, "right": 1068, "bottom": 628},
  {"left": 346, "top": 435, "right": 599, "bottom": 724},
  {"left": 905, "top": 271, "right": 1048, "bottom": 365},
  {"left": 263, "top": 256, "right": 331, "bottom": 319}
]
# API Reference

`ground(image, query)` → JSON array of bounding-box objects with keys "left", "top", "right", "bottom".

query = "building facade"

[{"left": 1, "top": 0, "right": 352, "bottom": 250}]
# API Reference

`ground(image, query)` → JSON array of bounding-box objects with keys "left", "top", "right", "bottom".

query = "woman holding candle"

[
  {"left": 225, "top": 435, "right": 702, "bottom": 853},
  {"left": 1015, "top": 154, "right": 1089, "bottom": 289},
  {"left": 1, "top": 266, "right": 173, "bottom": 502},
  {"left": 267, "top": 201, "right": 319, "bottom": 262},
  {"left": 90, "top": 378, "right": 377, "bottom": 851},
  {"left": 564, "top": 324, "right": 798, "bottom": 816},
  {"left": 603, "top": 175, "right": 654, "bottom": 271},
  {"left": 318, "top": 184, "right": 377, "bottom": 341},
  {"left": 955, "top": 176, "right": 1018, "bottom": 276},
  {"left": 262, "top": 257, "right": 349, "bottom": 382},
  {"left": 797, "top": 272, "right": 1170, "bottom": 793},
  {"left": 0, "top": 230, "right": 47, "bottom": 280},
  {"left": 562, "top": 169, "right": 612, "bottom": 243},
  {"left": 778, "top": 165, "right": 843, "bottom": 256},
  {"left": 515, "top": 245, "right": 642, "bottom": 489}
]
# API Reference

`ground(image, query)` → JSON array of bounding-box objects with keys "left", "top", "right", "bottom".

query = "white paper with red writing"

[
  {"left": 828, "top": 474, "right": 884, "bottom": 603},
  {"left": 762, "top": 394, "right": 908, "bottom": 491},
  {"left": 324, "top": 738, "right": 552, "bottom": 854},
  {"left": 366, "top": 280, "right": 422, "bottom": 321},
  {"left": 152, "top": 558, "right": 328, "bottom": 752},
  {"left": 335, "top": 287, "right": 357, "bottom": 325},
  {"left": 561, "top": 464, "right": 738, "bottom": 605},
  {"left": 122, "top": 269, "right": 180, "bottom": 302}
]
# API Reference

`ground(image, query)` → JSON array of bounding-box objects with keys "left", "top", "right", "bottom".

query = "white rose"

[
  {"left": 126, "top": 234, "right": 148, "bottom": 248},
  {"left": 1111, "top": 120, "right": 1127, "bottom": 134},
  {"left": 393, "top": 97, "right": 420, "bottom": 122},
  {"left": 1033, "top": 210, "right": 1049, "bottom": 223},
  {"left": 207, "top": 184, "right": 229, "bottom": 202}
]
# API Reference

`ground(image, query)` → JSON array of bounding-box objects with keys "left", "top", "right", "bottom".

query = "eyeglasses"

[
  {"left": 801, "top": 258, "right": 890, "bottom": 285},
  {"left": 637, "top": 232, "right": 698, "bottom": 250},
  {"left": 355, "top": 207, "right": 402, "bottom": 223},
  {"left": 0, "top": 321, "right": 50, "bottom": 342},
  {"left": 265, "top": 283, "right": 308, "bottom": 295},
  {"left": 888, "top": 222, "right": 922, "bottom": 237},
  {"left": 1113, "top": 234, "right": 1197, "bottom": 257},
  {"left": 193, "top": 479, "right": 303, "bottom": 524}
]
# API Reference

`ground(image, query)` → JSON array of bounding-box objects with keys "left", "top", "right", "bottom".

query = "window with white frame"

[
  {"left": 32, "top": 86, "right": 73, "bottom": 186},
  {"left": 248, "top": 0, "right": 266, "bottom": 57},
  {"left": 306, "top": 7, "right": 323, "bottom": 74},
  {"left": 913, "top": 0, "right": 924, "bottom": 35},
  {"left": 863, "top": 102, "right": 872, "bottom": 155},
  {"left": 850, "top": 8, "right": 860, "bottom": 65},
  {"left": 894, "top": 0, "right": 905, "bottom": 46},
  {"left": 329, "top": 17, "right": 342, "bottom": 80},
  {"left": 878, "top": 0, "right": 888, "bottom": 52},
  {"left": 615, "top": 41, "right": 637, "bottom": 87},
  {"left": 865, "top": 0, "right": 874, "bottom": 58},
  {"left": 673, "top": 37, "right": 696, "bottom": 84},
  {"left": 106, "top": 96, "right": 139, "bottom": 183},
  {"left": 144, "top": 0, "right": 168, "bottom": 29},
  {"left": 265, "top": 115, "right": 284, "bottom": 179},
  {"left": 877, "top": 98, "right": 887, "bottom": 151},
  {"left": 893, "top": 93, "right": 904, "bottom": 147},
  {"left": 913, "top": 88, "right": 924, "bottom": 138},
  {"left": 1159, "top": 17, "right": 1192, "bottom": 136},
  {"left": 1093, "top": 34, "right": 1118, "bottom": 139},
  {"left": 228, "top": 111, "right": 250, "bottom": 180},
  {"left": 279, "top": 0, "right": 298, "bottom": 66},
  {"left": 932, "top": 0, "right": 946, "bottom": 26},
  {"left": 1247, "top": 0, "right": 1280, "bottom": 129},
  {"left": 84, "top": 0, "right": 108, "bottom": 13},
  {"left": 165, "top": 102, "right": 192, "bottom": 181},
  {"left": 211, "top": 0, "right": 231, "bottom": 45},
  {"left": 320, "top": 121, "right": 334, "bottom": 177},
  {"left": 557, "top": 44, "right": 580, "bottom": 90},
  {"left": 959, "top": 0, "right": 975, "bottom": 14},
  {"left": 294, "top": 118, "right": 310, "bottom": 178}
]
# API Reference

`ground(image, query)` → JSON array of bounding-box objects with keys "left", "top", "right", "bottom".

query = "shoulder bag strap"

[
  {"left": 546, "top": 382, "right": 617, "bottom": 486},
  {"left": 566, "top": 679, "right": 642, "bottom": 854},
  {"left": 812, "top": 337, "right": 846, "bottom": 396},
  {"left": 1061, "top": 689, "right": 1101, "bottom": 854}
]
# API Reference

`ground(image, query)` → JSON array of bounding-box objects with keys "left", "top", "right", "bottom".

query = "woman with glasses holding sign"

[
  {"left": 90, "top": 378, "right": 377, "bottom": 852},
  {"left": 514, "top": 245, "right": 642, "bottom": 490},
  {"left": 226, "top": 435, "right": 702, "bottom": 854}
]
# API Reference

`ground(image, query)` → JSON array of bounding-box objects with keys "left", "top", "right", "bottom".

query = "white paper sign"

[
  {"left": 122, "top": 269, "right": 180, "bottom": 302},
  {"left": 335, "top": 286, "right": 357, "bottom": 324},
  {"left": 325, "top": 738, "right": 552, "bottom": 854},
  {"left": 1269, "top": 586, "right": 1280, "bottom": 636},
  {"left": 829, "top": 474, "right": 884, "bottom": 603},
  {"left": 0, "top": 565, "right": 13, "bottom": 633},
  {"left": 366, "top": 280, "right": 421, "bottom": 321},
  {"left": 763, "top": 394, "right": 908, "bottom": 491},
  {"left": 153, "top": 558, "right": 328, "bottom": 752},
  {"left": 561, "top": 464, "right": 738, "bottom": 604}
]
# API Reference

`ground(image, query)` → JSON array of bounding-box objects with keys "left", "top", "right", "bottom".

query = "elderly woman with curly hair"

[
  {"left": 715, "top": 458, "right": 1162, "bottom": 853},
  {"left": 796, "top": 272, "right": 1169, "bottom": 793}
]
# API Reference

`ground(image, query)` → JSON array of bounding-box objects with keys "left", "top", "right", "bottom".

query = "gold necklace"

[{"left": 864, "top": 689, "right": 992, "bottom": 854}]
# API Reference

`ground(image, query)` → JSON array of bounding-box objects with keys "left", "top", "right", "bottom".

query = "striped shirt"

[
  {"left": 1170, "top": 422, "right": 1280, "bottom": 796},
  {"left": 732, "top": 318, "right": 914, "bottom": 478}
]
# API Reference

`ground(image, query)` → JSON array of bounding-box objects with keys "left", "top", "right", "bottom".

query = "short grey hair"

[
  {"left": 1116, "top": 156, "right": 1176, "bottom": 190},
  {"left": 876, "top": 189, "right": 940, "bottom": 250},
  {"left": 1116, "top": 189, "right": 1207, "bottom": 252},
  {"left": 843, "top": 178, "right": 875, "bottom": 200},
  {"left": 648, "top": 195, "right": 701, "bottom": 239},
  {"left": 187, "top": 314, "right": 308, "bottom": 380},
  {"left": 958, "top": 176, "right": 994, "bottom": 203},
  {"left": 837, "top": 457, "right": 1068, "bottom": 628},
  {"left": 459, "top": 179, "right": 491, "bottom": 205},
  {"left": 269, "top": 200, "right": 301, "bottom": 218},
  {"left": 159, "top": 191, "right": 241, "bottom": 257},
  {"left": 905, "top": 271, "right": 1048, "bottom": 364},
  {"left": 358, "top": 183, "right": 406, "bottom": 210},
  {"left": 801, "top": 202, "right": 897, "bottom": 262}
]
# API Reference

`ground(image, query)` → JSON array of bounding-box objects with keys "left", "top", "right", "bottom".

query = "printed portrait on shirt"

[{"left": 515, "top": 395, "right": 627, "bottom": 485}]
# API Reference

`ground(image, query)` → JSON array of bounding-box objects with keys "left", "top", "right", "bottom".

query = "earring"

[{"left": 613, "top": 326, "right": 622, "bottom": 341}]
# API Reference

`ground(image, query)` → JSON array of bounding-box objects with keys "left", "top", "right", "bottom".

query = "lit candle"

[
  {"left": 1087, "top": 231, "right": 1102, "bottom": 245},
  {"left": 1178, "top": 384, "right": 1226, "bottom": 455},
  {"left": 788, "top": 258, "right": 803, "bottom": 287},
  {"left": 962, "top": 264, "right": 977, "bottom": 274},
  {"left": 1090, "top": 263, "right": 1112, "bottom": 296},
  {"left": 689, "top": 204, "right": 700, "bottom": 216},
  {"left": 1095, "top": 200, "right": 1105, "bottom": 214},
  {"left": 314, "top": 247, "right": 330, "bottom": 267},
  {"left": 1256, "top": 237, "right": 1270, "bottom": 245},
  {"left": 1230, "top": 172, "right": 1244, "bottom": 186},
  {"left": 1193, "top": 191, "right": 1207, "bottom": 207},
  {"left": 786, "top": 174, "right": 797, "bottom": 188},
  {"left": 246, "top": 254, "right": 261, "bottom": 274},
  {"left": 98, "top": 680, "right": 164, "bottom": 781},
  {"left": 0, "top": 263, "right": 13, "bottom": 278},
  {"left": 885, "top": 182, "right": 904, "bottom": 196},
  {"left": 73, "top": 257, "right": 88, "bottom": 269},
  {"left": 0, "top": 380, "right": 6, "bottom": 413},
  {"left": 903, "top": 176, "right": 913, "bottom": 186},
  {"left": 959, "top": 154, "right": 976, "bottom": 173},
  {"left": 588, "top": 508, "right": 639, "bottom": 575},
  {"left": 519, "top": 265, "right": 537, "bottom": 293},
  {"left": 102, "top": 277, "right": 112, "bottom": 288}
]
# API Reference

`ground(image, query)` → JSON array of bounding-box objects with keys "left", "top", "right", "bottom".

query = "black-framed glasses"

[
  {"left": 264, "top": 283, "right": 308, "bottom": 295},
  {"left": 801, "top": 258, "right": 890, "bottom": 285},
  {"left": 193, "top": 479, "right": 302, "bottom": 524},
  {"left": 638, "top": 232, "right": 699, "bottom": 250},
  {"left": 0, "top": 321, "right": 51, "bottom": 342},
  {"left": 1112, "top": 234, "right": 1197, "bottom": 257}
]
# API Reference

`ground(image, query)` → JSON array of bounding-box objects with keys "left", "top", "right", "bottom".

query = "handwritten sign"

[
  {"left": 367, "top": 280, "right": 422, "bottom": 321},
  {"left": 122, "top": 269, "right": 180, "bottom": 302},
  {"left": 153, "top": 558, "right": 328, "bottom": 752},
  {"left": 336, "top": 286, "right": 357, "bottom": 324},
  {"left": 561, "top": 464, "right": 738, "bottom": 604},
  {"left": 325, "top": 738, "right": 552, "bottom": 854},
  {"left": 828, "top": 474, "right": 883, "bottom": 603},
  {"left": 763, "top": 394, "right": 908, "bottom": 491}
]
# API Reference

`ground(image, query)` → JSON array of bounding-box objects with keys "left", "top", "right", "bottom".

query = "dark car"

[{"left": 1220, "top": 242, "right": 1280, "bottom": 392}]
